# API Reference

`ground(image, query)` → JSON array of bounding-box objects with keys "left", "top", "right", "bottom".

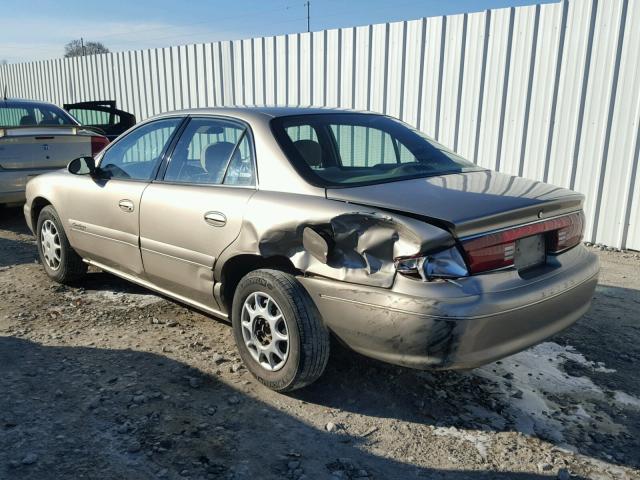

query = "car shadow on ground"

[
  {"left": 0, "top": 207, "right": 38, "bottom": 268},
  {"left": 80, "top": 270, "right": 157, "bottom": 296},
  {"left": 0, "top": 336, "right": 570, "bottom": 480},
  {"left": 0, "top": 206, "right": 30, "bottom": 235},
  {"left": 0, "top": 237, "right": 38, "bottom": 268}
]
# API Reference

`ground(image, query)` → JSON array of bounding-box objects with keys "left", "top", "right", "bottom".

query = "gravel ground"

[{"left": 0, "top": 205, "right": 639, "bottom": 480}]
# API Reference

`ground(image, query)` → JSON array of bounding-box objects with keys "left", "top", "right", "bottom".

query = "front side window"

[
  {"left": 271, "top": 113, "right": 482, "bottom": 187},
  {"left": 164, "top": 117, "right": 255, "bottom": 186},
  {"left": 98, "top": 117, "right": 182, "bottom": 181}
]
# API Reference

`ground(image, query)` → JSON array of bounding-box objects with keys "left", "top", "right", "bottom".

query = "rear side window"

[
  {"left": 0, "top": 103, "right": 76, "bottom": 127},
  {"left": 163, "top": 117, "right": 256, "bottom": 187},
  {"left": 98, "top": 118, "right": 182, "bottom": 181},
  {"left": 285, "top": 125, "right": 318, "bottom": 142}
]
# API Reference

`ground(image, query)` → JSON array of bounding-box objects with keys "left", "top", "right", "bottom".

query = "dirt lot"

[{"left": 0, "top": 206, "right": 639, "bottom": 480}]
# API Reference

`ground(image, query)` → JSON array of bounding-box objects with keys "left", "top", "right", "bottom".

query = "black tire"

[
  {"left": 231, "top": 269, "right": 330, "bottom": 392},
  {"left": 36, "top": 205, "right": 87, "bottom": 283}
]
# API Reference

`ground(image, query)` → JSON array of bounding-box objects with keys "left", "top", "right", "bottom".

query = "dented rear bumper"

[{"left": 299, "top": 244, "right": 599, "bottom": 370}]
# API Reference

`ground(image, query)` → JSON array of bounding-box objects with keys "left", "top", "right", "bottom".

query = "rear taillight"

[
  {"left": 547, "top": 211, "right": 585, "bottom": 253},
  {"left": 461, "top": 211, "right": 585, "bottom": 274},
  {"left": 91, "top": 135, "right": 109, "bottom": 155}
]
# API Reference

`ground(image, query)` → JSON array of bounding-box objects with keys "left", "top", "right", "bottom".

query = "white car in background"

[{"left": 0, "top": 98, "right": 112, "bottom": 206}]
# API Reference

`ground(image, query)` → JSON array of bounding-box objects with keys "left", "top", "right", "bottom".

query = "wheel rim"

[
  {"left": 241, "top": 291, "right": 289, "bottom": 372},
  {"left": 40, "top": 219, "right": 62, "bottom": 271}
]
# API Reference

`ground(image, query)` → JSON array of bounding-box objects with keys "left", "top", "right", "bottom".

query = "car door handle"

[
  {"left": 204, "top": 211, "right": 226, "bottom": 227},
  {"left": 118, "top": 199, "right": 134, "bottom": 213}
]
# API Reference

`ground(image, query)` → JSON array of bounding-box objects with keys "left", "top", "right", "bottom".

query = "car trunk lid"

[
  {"left": 326, "top": 170, "right": 584, "bottom": 239},
  {"left": 0, "top": 126, "right": 96, "bottom": 170},
  {"left": 327, "top": 170, "right": 585, "bottom": 274}
]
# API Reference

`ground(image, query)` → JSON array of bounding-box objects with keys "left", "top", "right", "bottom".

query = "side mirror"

[{"left": 68, "top": 156, "right": 96, "bottom": 175}]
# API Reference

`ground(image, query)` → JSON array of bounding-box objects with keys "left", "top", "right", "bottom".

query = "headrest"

[
  {"left": 19, "top": 115, "right": 36, "bottom": 126},
  {"left": 204, "top": 141, "right": 235, "bottom": 182}
]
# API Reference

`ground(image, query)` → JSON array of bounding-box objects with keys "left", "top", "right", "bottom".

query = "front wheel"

[
  {"left": 231, "top": 269, "right": 330, "bottom": 392},
  {"left": 36, "top": 205, "right": 87, "bottom": 283}
]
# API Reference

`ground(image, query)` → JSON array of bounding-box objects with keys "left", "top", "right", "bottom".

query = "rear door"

[
  {"left": 64, "top": 101, "right": 137, "bottom": 140},
  {"left": 139, "top": 116, "right": 256, "bottom": 311}
]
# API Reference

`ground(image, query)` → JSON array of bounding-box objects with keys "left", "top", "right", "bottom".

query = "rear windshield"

[
  {"left": 271, "top": 113, "right": 482, "bottom": 187},
  {"left": 0, "top": 101, "right": 77, "bottom": 128}
]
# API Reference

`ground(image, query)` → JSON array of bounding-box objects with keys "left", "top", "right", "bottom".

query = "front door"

[
  {"left": 139, "top": 116, "right": 257, "bottom": 310},
  {"left": 65, "top": 117, "right": 184, "bottom": 276}
]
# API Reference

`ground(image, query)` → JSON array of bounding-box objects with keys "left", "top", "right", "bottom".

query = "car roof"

[
  {"left": 1, "top": 98, "right": 62, "bottom": 108},
  {"left": 153, "top": 106, "right": 377, "bottom": 123}
]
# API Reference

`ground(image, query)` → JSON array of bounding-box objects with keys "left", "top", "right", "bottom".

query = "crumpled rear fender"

[{"left": 215, "top": 191, "right": 454, "bottom": 288}]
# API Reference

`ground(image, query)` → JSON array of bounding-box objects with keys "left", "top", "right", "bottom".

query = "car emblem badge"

[
  {"left": 42, "top": 144, "right": 49, "bottom": 151},
  {"left": 538, "top": 210, "right": 544, "bottom": 219}
]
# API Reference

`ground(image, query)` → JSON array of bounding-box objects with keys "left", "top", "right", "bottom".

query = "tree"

[{"left": 64, "top": 39, "right": 109, "bottom": 58}]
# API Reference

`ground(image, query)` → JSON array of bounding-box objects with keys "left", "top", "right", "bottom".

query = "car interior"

[{"left": 163, "top": 121, "right": 255, "bottom": 186}]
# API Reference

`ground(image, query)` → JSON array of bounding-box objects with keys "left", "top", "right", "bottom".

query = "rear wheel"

[
  {"left": 231, "top": 269, "right": 330, "bottom": 392},
  {"left": 36, "top": 205, "right": 87, "bottom": 283}
]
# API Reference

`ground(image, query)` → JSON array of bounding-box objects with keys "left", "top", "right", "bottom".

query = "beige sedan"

[{"left": 24, "top": 107, "right": 599, "bottom": 391}]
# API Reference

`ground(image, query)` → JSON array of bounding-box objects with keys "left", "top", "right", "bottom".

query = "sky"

[{"left": 0, "top": 0, "right": 559, "bottom": 63}]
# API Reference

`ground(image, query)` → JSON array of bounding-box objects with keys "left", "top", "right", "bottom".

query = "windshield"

[
  {"left": 0, "top": 101, "right": 78, "bottom": 128},
  {"left": 271, "top": 113, "right": 482, "bottom": 187}
]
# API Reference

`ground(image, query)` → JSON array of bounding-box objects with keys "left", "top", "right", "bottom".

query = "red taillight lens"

[
  {"left": 547, "top": 211, "right": 585, "bottom": 253},
  {"left": 461, "top": 211, "right": 585, "bottom": 274},
  {"left": 91, "top": 135, "right": 109, "bottom": 155}
]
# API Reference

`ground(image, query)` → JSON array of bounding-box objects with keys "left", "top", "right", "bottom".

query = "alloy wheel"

[
  {"left": 40, "top": 219, "right": 62, "bottom": 271},
  {"left": 241, "top": 291, "right": 289, "bottom": 371}
]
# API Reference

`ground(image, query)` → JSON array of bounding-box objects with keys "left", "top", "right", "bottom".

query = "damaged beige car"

[{"left": 24, "top": 107, "right": 599, "bottom": 391}]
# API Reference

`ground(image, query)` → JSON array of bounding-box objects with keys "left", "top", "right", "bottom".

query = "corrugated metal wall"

[{"left": 1, "top": 0, "right": 639, "bottom": 250}]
